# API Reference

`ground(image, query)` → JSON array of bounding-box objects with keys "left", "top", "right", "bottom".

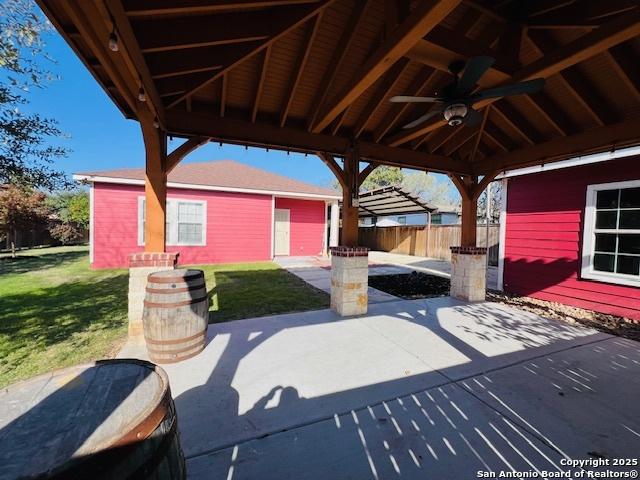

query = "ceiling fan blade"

[
  {"left": 456, "top": 56, "right": 495, "bottom": 96},
  {"left": 402, "top": 109, "right": 442, "bottom": 129},
  {"left": 390, "top": 95, "right": 444, "bottom": 103},
  {"left": 473, "top": 78, "right": 545, "bottom": 102},
  {"left": 464, "top": 107, "right": 482, "bottom": 127}
]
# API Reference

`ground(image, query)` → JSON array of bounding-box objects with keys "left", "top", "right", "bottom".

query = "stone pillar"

[
  {"left": 450, "top": 246, "right": 487, "bottom": 302},
  {"left": 329, "top": 201, "right": 339, "bottom": 248},
  {"left": 128, "top": 252, "right": 179, "bottom": 337},
  {"left": 330, "top": 246, "right": 369, "bottom": 316}
]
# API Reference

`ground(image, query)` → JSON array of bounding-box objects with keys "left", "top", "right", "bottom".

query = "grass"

[
  {"left": 0, "top": 246, "right": 329, "bottom": 387},
  {"left": 197, "top": 262, "right": 329, "bottom": 323}
]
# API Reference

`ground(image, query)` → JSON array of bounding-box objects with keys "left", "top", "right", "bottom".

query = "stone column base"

[
  {"left": 450, "top": 246, "right": 487, "bottom": 302},
  {"left": 128, "top": 252, "right": 179, "bottom": 337},
  {"left": 330, "top": 246, "right": 369, "bottom": 316}
]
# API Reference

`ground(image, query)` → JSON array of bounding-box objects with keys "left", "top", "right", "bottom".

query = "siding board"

[{"left": 503, "top": 156, "right": 640, "bottom": 321}]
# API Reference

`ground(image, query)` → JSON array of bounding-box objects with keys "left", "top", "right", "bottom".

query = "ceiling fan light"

[{"left": 444, "top": 103, "right": 467, "bottom": 126}]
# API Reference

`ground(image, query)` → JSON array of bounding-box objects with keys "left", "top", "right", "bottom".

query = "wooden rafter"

[
  {"left": 220, "top": 73, "right": 228, "bottom": 117},
  {"left": 252, "top": 46, "right": 271, "bottom": 123},
  {"left": 441, "top": 125, "right": 479, "bottom": 157},
  {"left": 306, "top": 0, "right": 373, "bottom": 131},
  {"left": 280, "top": 14, "right": 322, "bottom": 127},
  {"left": 526, "top": 31, "right": 618, "bottom": 126},
  {"left": 523, "top": 92, "right": 576, "bottom": 136},
  {"left": 311, "top": 0, "right": 462, "bottom": 133},
  {"left": 476, "top": 118, "right": 640, "bottom": 174},
  {"left": 470, "top": 107, "right": 489, "bottom": 162},
  {"left": 352, "top": 58, "right": 411, "bottom": 139},
  {"left": 167, "top": 1, "right": 334, "bottom": 108},
  {"left": 387, "top": 10, "right": 640, "bottom": 146},
  {"left": 491, "top": 101, "right": 543, "bottom": 145},
  {"left": 427, "top": 125, "right": 461, "bottom": 154},
  {"left": 132, "top": 10, "right": 277, "bottom": 53},
  {"left": 608, "top": 43, "right": 640, "bottom": 102},
  {"left": 373, "top": 68, "right": 438, "bottom": 143},
  {"left": 483, "top": 121, "right": 514, "bottom": 152},
  {"left": 124, "top": 1, "right": 321, "bottom": 17},
  {"left": 165, "top": 109, "right": 472, "bottom": 174}
]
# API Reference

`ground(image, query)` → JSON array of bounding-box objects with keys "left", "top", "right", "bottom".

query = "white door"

[{"left": 274, "top": 209, "right": 290, "bottom": 256}]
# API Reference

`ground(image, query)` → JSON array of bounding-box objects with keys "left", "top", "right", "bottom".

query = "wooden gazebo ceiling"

[{"left": 38, "top": 0, "right": 640, "bottom": 176}]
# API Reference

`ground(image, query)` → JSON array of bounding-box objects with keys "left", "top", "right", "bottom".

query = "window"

[
  {"left": 581, "top": 180, "right": 640, "bottom": 287},
  {"left": 397, "top": 216, "right": 407, "bottom": 225},
  {"left": 138, "top": 197, "right": 206, "bottom": 246}
]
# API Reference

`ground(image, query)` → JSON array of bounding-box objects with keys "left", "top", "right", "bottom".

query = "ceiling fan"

[{"left": 389, "top": 56, "right": 545, "bottom": 129}]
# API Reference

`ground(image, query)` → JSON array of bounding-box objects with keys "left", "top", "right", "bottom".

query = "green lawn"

[{"left": 0, "top": 246, "right": 329, "bottom": 388}]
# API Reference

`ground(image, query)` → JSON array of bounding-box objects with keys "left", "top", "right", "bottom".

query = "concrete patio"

[{"left": 118, "top": 296, "right": 640, "bottom": 479}]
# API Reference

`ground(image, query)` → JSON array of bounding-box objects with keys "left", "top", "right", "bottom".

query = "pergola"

[
  {"left": 352, "top": 186, "right": 436, "bottom": 219},
  {"left": 37, "top": 0, "right": 640, "bottom": 253}
]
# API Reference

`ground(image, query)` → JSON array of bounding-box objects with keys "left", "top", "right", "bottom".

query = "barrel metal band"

[
  {"left": 143, "top": 295, "right": 209, "bottom": 308},
  {"left": 149, "top": 346, "right": 205, "bottom": 364},
  {"left": 145, "top": 330, "right": 206, "bottom": 346},
  {"left": 147, "top": 273, "right": 203, "bottom": 284},
  {"left": 148, "top": 338, "right": 206, "bottom": 356},
  {"left": 145, "top": 283, "right": 204, "bottom": 294}
]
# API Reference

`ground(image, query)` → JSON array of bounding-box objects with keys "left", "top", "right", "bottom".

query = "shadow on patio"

[{"left": 168, "top": 296, "right": 640, "bottom": 479}]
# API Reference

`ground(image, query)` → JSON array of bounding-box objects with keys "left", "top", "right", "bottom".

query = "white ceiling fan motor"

[{"left": 443, "top": 103, "right": 468, "bottom": 126}]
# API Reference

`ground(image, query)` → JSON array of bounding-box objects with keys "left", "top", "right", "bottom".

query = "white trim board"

[
  {"left": 73, "top": 174, "right": 341, "bottom": 201},
  {"left": 495, "top": 145, "right": 640, "bottom": 179},
  {"left": 497, "top": 178, "right": 508, "bottom": 291},
  {"left": 580, "top": 179, "right": 640, "bottom": 288},
  {"left": 89, "top": 185, "right": 94, "bottom": 264}
]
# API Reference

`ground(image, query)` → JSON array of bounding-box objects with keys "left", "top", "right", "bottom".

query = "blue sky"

[{"left": 27, "top": 27, "right": 454, "bottom": 194}]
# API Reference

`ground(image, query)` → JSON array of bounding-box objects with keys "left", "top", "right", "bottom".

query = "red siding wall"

[
  {"left": 503, "top": 156, "right": 640, "bottom": 321},
  {"left": 92, "top": 183, "right": 273, "bottom": 268},
  {"left": 274, "top": 197, "right": 326, "bottom": 256}
]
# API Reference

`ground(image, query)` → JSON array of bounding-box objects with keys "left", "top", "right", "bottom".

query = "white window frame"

[
  {"left": 581, "top": 179, "right": 640, "bottom": 287},
  {"left": 138, "top": 197, "right": 207, "bottom": 247}
]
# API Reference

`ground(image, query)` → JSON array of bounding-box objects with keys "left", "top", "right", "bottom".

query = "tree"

[
  {"left": 46, "top": 190, "right": 89, "bottom": 244},
  {"left": 0, "top": 0, "right": 69, "bottom": 190},
  {"left": 401, "top": 171, "right": 457, "bottom": 206},
  {"left": 359, "top": 166, "right": 403, "bottom": 191},
  {"left": 0, "top": 185, "right": 50, "bottom": 256},
  {"left": 477, "top": 181, "right": 502, "bottom": 223}
]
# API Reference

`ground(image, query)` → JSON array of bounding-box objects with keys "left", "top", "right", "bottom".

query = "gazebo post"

[
  {"left": 448, "top": 173, "right": 497, "bottom": 302},
  {"left": 341, "top": 149, "right": 360, "bottom": 247},
  {"left": 126, "top": 114, "right": 177, "bottom": 337}
]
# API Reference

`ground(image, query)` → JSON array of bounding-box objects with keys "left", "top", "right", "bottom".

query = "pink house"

[{"left": 74, "top": 160, "right": 341, "bottom": 269}]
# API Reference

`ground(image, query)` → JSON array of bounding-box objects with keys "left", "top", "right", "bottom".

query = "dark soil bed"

[
  {"left": 368, "top": 272, "right": 639, "bottom": 342},
  {"left": 368, "top": 272, "right": 450, "bottom": 299}
]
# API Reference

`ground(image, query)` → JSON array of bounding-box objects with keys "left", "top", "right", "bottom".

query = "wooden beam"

[
  {"left": 352, "top": 58, "right": 411, "bottom": 138},
  {"left": 470, "top": 107, "right": 489, "bottom": 162},
  {"left": 252, "top": 46, "right": 271, "bottom": 123},
  {"left": 526, "top": 31, "right": 619, "bottom": 126},
  {"left": 358, "top": 163, "right": 378, "bottom": 187},
  {"left": 523, "top": 91, "right": 577, "bottom": 136},
  {"left": 220, "top": 73, "right": 228, "bottom": 117},
  {"left": 166, "top": 136, "right": 209, "bottom": 173},
  {"left": 387, "top": 10, "right": 640, "bottom": 146},
  {"left": 306, "top": 0, "right": 373, "bottom": 131},
  {"left": 441, "top": 125, "right": 479, "bottom": 157},
  {"left": 341, "top": 149, "right": 360, "bottom": 246},
  {"left": 165, "top": 109, "right": 472, "bottom": 174},
  {"left": 104, "top": 0, "right": 165, "bottom": 124},
  {"left": 427, "top": 125, "right": 461, "bottom": 154},
  {"left": 373, "top": 67, "right": 437, "bottom": 142},
  {"left": 311, "top": 0, "right": 462, "bottom": 133},
  {"left": 124, "top": 0, "right": 321, "bottom": 17},
  {"left": 483, "top": 121, "right": 515, "bottom": 152},
  {"left": 317, "top": 152, "right": 346, "bottom": 188},
  {"left": 491, "top": 101, "right": 544, "bottom": 145},
  {"left": 608, "top": 44, "right": 640, "bottom": 102},
  {"left": 475, "top": 118, "right": 640, "bottom": 174},
  {"left": 280, "top": 14, "right": 322, "bottom": 127},
  {"left": 167, "top": 1, "right": 334, "bottom": 109}
]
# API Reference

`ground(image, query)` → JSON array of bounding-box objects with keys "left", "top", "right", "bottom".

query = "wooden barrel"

[
  {"left": 0, "top": 359, "right": 185, "bottom": 480},
  {"left": 143, "top": 269, "right": 209, "bottom": 364}
]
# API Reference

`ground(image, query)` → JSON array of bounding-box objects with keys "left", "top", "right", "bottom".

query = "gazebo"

[{"left": 37, "top": 0, "right": 640, "bottom": 302}]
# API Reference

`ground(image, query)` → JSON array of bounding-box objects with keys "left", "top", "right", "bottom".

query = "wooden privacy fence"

[{"left": 358, "top": 224, "right": 500, "bottom": 265}]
